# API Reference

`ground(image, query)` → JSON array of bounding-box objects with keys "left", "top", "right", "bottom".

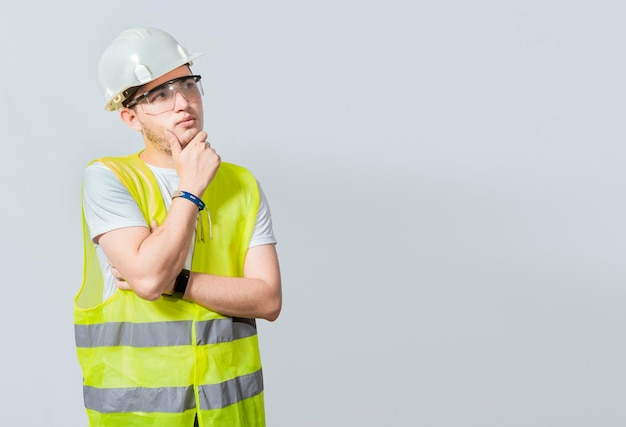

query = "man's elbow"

[
  {"left": 265, "top": 310, "right": 280, "bottom": 322},
  {"left": 130, "top": 276, "right": 169, "bottom": 301},
  {"left": 262, "top": 293, "right": 282, "bottom": 322},
  {"left": 132, "top": 286, "right": 162, "bottom": 301}
]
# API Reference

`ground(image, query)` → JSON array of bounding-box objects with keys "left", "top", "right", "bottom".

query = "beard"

[
  {"left": 142, "top": 123, "right": 201, "bottom": 156},
  {"left": 143, "top": 126, "right": 173, "bottom": 155}
]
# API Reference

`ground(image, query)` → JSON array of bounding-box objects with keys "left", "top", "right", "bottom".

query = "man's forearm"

[
  {"left": 180, "top": 244, "right": 282, "bottom": 321},
  {"left": 183, "top": 273, "right": 282, "bottom": 321}
]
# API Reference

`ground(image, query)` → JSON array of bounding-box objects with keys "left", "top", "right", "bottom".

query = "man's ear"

[{"left": 119, "top": 107, "right": 142, "bottom": 132}]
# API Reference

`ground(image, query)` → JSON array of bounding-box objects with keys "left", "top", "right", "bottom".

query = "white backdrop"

[{"left": 1, "top": 1, "right": 625, "bottom": 425}]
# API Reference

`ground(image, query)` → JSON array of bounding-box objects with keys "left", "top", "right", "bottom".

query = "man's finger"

[{"left": 165, "top": 130, "right": 182, "bottom": 158}]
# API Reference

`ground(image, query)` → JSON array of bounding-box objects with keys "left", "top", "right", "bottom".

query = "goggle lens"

[{"left": 127, "top": 75, "right": 203, "bottom": 115}]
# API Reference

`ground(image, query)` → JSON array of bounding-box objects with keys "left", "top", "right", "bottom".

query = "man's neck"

[{"left": 139, "top": 148, "right": 175, "bottom": 169}]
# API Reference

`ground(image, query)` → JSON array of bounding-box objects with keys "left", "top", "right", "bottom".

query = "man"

[{"left": 74, "top": 27, "right": 282, "bottom": 427}]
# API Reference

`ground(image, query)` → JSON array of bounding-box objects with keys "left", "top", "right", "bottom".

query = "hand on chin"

[{"left": 174, "top": 126, "right": 202, "bottom": 148}]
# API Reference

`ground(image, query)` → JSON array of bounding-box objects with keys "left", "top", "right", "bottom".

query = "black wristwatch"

[{"left": 170, "top": 269, "right": 190, "bottom": 299}]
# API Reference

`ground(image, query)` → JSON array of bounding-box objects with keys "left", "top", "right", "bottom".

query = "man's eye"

[{"left": 148, "top": 90, "right": 168, "bottom": 102}]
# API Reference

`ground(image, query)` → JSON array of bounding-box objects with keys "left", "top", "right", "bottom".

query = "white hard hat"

[{"left": 98, "top": 27, "right": 204, "bottom": 111}]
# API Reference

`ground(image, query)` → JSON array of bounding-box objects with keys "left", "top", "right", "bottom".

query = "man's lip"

[{"left": 176, "top": 117, "right": 195, "bottom": 126}]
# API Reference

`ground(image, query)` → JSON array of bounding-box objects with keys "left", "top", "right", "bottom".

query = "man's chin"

[{"left": 176, "top": 127, "right": 202, "bottom": 146}]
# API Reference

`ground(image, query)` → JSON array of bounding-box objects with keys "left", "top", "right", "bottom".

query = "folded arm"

[
  {"left": 104, "top": 224, "right": 282, "bottom": 320},
  {"left": 97, "top": 198, "right": 200, "bottom": 300}
]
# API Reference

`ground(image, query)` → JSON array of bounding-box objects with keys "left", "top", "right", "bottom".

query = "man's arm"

[
  {"left": 99, "top": 130, "right": 281, "bottom": 319},
  {"left": 98, "top": 131, "right": 221, "bottom": 300},
  {"left": 183, "top": 244, "right": 282, "bottom": 321},
  {"left": 98, "top": 201, "right": 199, "bottom": 300},
  {"left": 111, "top": 242, "right": 282, "bottom": 321}
]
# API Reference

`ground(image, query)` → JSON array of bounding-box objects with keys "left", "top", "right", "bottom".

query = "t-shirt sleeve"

[
  {"left": 249, "top": 180, "right": 278, "bottom": 247},
  {"left": 82, "top": 162, "right": 148, "bottom": 242}
]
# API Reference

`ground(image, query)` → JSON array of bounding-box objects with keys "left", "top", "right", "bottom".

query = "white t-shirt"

[{"left": 83, "top": 161, "right": 277, "bottom": 301}]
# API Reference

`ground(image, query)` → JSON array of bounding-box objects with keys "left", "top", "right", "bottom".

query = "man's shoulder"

[
  {"left": 87, "top": 152, "right": 143, "bottom": 168},
  {"left": 218, "top": 161, "right": 256, "bottom": 181},
  {"left": 214, "top": 162, "right": 259, "bottom": 196},
  {"left": 87, "top": 152, "right": 154, "bottom": 183},
  {"left": 220, "top": 161, "right": 251, "bottom": 173}
]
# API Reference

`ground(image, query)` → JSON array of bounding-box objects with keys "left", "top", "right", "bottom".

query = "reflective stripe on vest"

[
  {"left": 75, "top": 318, "right": 257, "bottom": 348},
  {"left": 83, "top": 368, "right": 263, "bottom": 413},
  {"left": 199, "top": 369, "right": 264, "bottom": 410}
]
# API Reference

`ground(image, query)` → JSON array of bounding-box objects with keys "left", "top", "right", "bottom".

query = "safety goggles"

[{"left": 126, "top": 75, "right": 203, "bottom": 115}]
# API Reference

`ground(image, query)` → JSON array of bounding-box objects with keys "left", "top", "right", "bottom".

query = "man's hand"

[
  {"left": 167, "top": 130, "right": 221, "bottom": 197},
  {"left": 110, "top": 263, "right": 131, "bottom": 290}
]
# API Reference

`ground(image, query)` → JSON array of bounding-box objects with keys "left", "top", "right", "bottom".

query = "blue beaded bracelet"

[{"left": 172, "top": 190, "right": 206, "bottom": 211}]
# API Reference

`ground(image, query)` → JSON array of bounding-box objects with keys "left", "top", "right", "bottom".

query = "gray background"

[{"left": 1, "top": 0, "right": 625, "bottom": 425}]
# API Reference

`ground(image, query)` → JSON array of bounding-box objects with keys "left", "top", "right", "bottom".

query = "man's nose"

[{"left": 172, "top": 89, "right": 190, "bottom": 111}]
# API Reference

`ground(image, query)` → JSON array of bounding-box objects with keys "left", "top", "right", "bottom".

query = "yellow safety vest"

[{"left": 74, "top": 152, "right": 264, "bottom": 427}]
